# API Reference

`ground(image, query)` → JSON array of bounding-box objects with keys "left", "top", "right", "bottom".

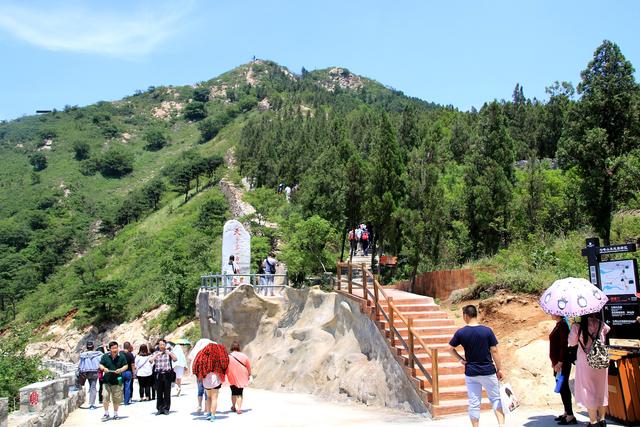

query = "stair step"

[
  {"left": 431, "top": 400, "right": 493, "bottom": 417},
  {"left": 385, "top": 304, "right": 441, "bottom": 313},
  {"left": 401, "top": 361, "right": 463, "bottom": 376},
  {"left": 417, "top": 373, "right": 466, "bottom": 388}
]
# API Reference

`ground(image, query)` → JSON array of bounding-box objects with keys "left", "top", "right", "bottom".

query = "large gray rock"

[
  {"left": 197, "top": 285, "right": 429, "bottom": 414},
  {"left": 1, "top": 398, "right": 8, "bottom": 427}
]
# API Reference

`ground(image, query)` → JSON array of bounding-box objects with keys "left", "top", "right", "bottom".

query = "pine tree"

[
  {"left": 559, "top": 40, "right": 640, "bottom": 244},
  {"left": 464, "top": 102, "right": 515, "bottom": 255}
]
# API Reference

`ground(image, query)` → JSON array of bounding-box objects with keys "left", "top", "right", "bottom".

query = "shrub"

[
  {"left": 183, "top": 101, "right": 207, "bottom": 121},
  {"left": 29, "top": 152, "right": 47, "bottom": 171},
  {"left": 196, "top": 195, "right": 229, "bottom": 232},
  {"left": 72, "top": 140, "right": 90, "bottom": 160},
  {"left": 99, "top": 147, "right": 134, "bottom": 177},
  {"left": 143, "top": 128, "right": 169, "bottom": 151},
  {"left": 79, "top": 158, "right": 99, "bottom": 176}
]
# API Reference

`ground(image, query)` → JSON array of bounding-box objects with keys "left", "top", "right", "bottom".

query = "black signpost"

[{"left": 581, "top": 238, "right": 639, "bottom": 340}]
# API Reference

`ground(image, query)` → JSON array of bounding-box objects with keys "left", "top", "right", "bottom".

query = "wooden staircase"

[{"left": 336, "top": 262, "right": 490, "bottom": 418}]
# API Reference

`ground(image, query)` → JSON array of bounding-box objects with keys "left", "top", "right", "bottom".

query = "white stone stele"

[{"left": 221, "top": 219, "right": 251, "bottom": 283}]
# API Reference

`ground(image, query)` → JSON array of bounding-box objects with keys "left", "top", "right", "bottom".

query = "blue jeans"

[
  {"left": 122, "top": 371, "right": 132, "bottom": 404},
  {"left": 197, "top": 379, "right": 207, "bottom": 400},
  {"left": 465, "top": 374, "right": 502, "bottom": 420}
]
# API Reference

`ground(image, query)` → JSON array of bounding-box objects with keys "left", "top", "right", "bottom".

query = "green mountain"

[{"left": 0, "top": 60, "right": 436, "bottom": 327}]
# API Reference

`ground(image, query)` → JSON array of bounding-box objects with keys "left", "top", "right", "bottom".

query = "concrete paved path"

[{"left": 63, "top": 377, "right": 626, "bottom": 426}]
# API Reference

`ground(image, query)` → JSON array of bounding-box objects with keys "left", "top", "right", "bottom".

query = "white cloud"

[{"left": 0, "top": 2, "right": 192, "bottom": 57}]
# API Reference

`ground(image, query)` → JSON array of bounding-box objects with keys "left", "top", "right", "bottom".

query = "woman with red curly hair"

[{"left": 193, "top": 343, "right": 229, "bottom": 421}]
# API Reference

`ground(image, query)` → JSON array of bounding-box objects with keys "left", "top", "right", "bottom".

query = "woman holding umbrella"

[
  {"left": 569, "top": 312, "right": 610, "bottom": 427},
  {"left": 540, "top": 278, "right": 610, "bottom": 427}
]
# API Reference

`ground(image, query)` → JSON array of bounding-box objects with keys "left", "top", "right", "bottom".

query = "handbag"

[
  {"left": 499, "top": 382, "right": 519, "bottom": 415},
  {"left": 579, "top": 320, "right": 609, "bottom": 370},
  {"left": 169, "top": 355, "right": 177, "bottom": 383}
]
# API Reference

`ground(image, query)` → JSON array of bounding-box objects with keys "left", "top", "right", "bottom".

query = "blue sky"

[{"left": 0, "top": 0, "right": 639, "bottom": 120}]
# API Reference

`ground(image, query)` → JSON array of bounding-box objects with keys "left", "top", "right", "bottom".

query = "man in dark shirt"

[
  {"left": 121, "top": 341, "right": 136, "bottom": 405},
  {"left": 99, "top": 341, "right": 128, "bottom": 421},
  {"left": 449, "top": 305, "right": 505, "bottom": 427}
]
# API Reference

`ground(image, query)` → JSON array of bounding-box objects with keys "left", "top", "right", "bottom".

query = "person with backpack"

[
  {"left": 361, "top": 227, "right": 370, "bottom": 256},
  {"left": 78, "top": 341, "right": 102, "bottom": 409},
  {"left": 149, "top": 339, "right": 177, "bottom": 415},
  {"left": 264, "top": 252, "right": 277, "bottom": 296},
  {"left": 568, "top": 313, "right": 610, "bottom": 427},
  {"left": 226, "top": 341, "right": 251, "bottom": 415},
  {"left": 354, "top": 226, "right": 363, "bottom": 255},
  {"left": 348, "top": 228, "right": 356, "bottom": 258}
]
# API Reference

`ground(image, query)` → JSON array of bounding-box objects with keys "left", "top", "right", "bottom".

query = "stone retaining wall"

[{"left": 1, "top": 360, "right": 84, "bottom": 427}]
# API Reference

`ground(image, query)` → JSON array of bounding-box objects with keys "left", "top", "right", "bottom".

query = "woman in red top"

[
  {"left": 226, "top": 341, "right": 251, "bottom": 415},
  {"left": 549, "top": 315, "right": 576, "bottom": 425}
]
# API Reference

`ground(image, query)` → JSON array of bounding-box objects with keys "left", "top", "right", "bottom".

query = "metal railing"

[
  {"left": 335, "top": 261, "right": 440, "bottom": 406},
  {"left": 200, "top": 273, "right": 289, "bottom": 296}
]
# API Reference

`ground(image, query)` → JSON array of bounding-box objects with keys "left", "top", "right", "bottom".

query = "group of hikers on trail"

[
  {"left": 77, "top": 337, "right": 251, "bottom": 422},
  {"left": 348, "top": 223, "right": 370, "bottom": 257}
]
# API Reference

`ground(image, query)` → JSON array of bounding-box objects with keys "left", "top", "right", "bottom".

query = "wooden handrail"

[
  {"left": 361, "top": 264, "right": 368, "bottom": 303},
  {"left": 408, "top": 318, "right": 415, "bottom": 371},
  {"left": 335, "top": 261, "right": 440, "bottom": 405}
]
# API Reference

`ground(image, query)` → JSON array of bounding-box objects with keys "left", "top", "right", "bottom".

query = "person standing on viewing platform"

[
  {"left": 568, "top": 313, "right": 610, "bottom": 427},
  {"left": 265, "top": 252, "right": 277, "bottom": 296},
  {"left": 77, "top": 341, "right": 101, "bottom": 409},
  {"left": 99, "top": 341, "right": 128, "bottom": 421},
  {"left": 150, "top": 339, "right": 177, "bottom": 415},
  {"left": 449, "top": 305, "right": 505, "bottom": 427}
]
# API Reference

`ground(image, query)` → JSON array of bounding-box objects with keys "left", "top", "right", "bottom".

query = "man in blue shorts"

[{"left": 449, "top": 305, "right": 505, "bottom": 427}]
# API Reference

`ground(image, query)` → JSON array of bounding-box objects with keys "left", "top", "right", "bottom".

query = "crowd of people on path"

[
  {"left": 76, "top": 337, "right": 251, "bottom": 422},
  {"left": 348, "top": 223, "right": 370, "bottom": 257}
]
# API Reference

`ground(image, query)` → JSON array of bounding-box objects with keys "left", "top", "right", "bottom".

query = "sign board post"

[
  {"left": 581, "top": 238, "right": 639, "bottom": 340},
  {"left": 221, "top": 220, "right": 251, "bottom": 286}
]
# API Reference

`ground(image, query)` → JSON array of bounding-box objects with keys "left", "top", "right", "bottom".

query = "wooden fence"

[{"left": 395, "top": 269, "right": 476, "bottom": 300}]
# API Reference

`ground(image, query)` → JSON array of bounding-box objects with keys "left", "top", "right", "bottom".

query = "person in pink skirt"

[
  {"left": 226, "top": 341, "right": 251, "bottom": 414},
  {"left": 568, "top": 313, "right": 610, "bottom": 427}
]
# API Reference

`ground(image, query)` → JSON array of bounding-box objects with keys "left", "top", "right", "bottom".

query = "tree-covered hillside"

[
  {"left": 1, "top": 41, "right": 639, "bottom": 328},
  {"left": 0, "top": 59, "right": 450, "bottom": 326}
]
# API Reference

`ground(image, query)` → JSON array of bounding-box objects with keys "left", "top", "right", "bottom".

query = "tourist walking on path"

[
  {"left": 99, "top": 341, "right": 128, "bottom": 421},
  {"left": 150, "top": 339, "right": 178, "bottom": 415},
  {"left": 170, "top": 343, "right": 188, "bottom": 396},
  {"left": 193, "top": 342, "right": 229, "bottom": 421},
  {"left": 348, "top": 228, "right": 357, "bottom": 258},
  {"left": 190, "top": 339, "right": 214, "bottom": 414},
  {"left": 226, "top": 341, "right": 251, "bottom": 414},
  {"left": 549, "top": 315, "right": 577, "bottom": 425},
  {"left": 77, "top": 341, "right": 102, "bottom": 409},
  {"left": 265, "top": 252, "right": 277, "bottom": 296},
  {"left": 148, "top": 342, "right": 157, "bottom": 400},
  {"left": 568, "top": 313, "right": 611, "bottom": 427},
  {"left": 361, "top": 226, "right": 370, "bottom": 256},
  {"left": 135, "top": 344, "right": 154, "bottom": 401},
  {"left": 448, "top": 305, "right": 505, "bottom": 427},
  {"left": 355, "top": 226, "right": 363, "bottom": 255},
  {"left": 121, "top": 341, "right": 136, "bottom": 405}
]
